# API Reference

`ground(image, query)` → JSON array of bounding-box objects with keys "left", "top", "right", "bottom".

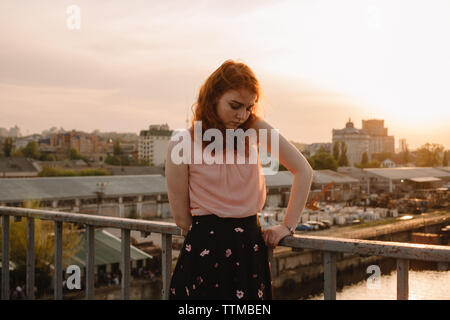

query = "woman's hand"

[{"left": 262, "top": 225, "right": 292, "bottom": 249}]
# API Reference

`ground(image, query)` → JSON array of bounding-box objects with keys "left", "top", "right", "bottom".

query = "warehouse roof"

[
  {"left": 70, "top": 229, "right": 152, "bottom": 267},
  {"left": 264, "top": 171, "right": 293, "bottom": 188},
  {"left": 0, "top": 169, "right": 361, "bottom": 202},
  {"left": 0, "top": 175, "right": 167, "bottom": 202},
  {"left": 264, "top": 169, "right": 359, "bottom": 187},
  {"left": 363, "top": 167, "right": 450, "bottom": 180},
  {"left": 313, "top": 169, "right": 360, "bottom": 184}
]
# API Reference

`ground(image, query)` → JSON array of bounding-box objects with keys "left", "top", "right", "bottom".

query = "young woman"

[{"left": 165, "top": 60, "right": 313, "bottom": 300}]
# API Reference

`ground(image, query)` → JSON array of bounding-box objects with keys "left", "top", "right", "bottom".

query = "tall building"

[
  {"left": 362, "top": 119, "right": 395, "bottom": 155},
  {"left": 399, "top": 138, "right": 408, "bottom": 153},
  {"left": 332, "top": 119, "right": 370, "bottom": 166},
  {"left": 333, "top": 118, "right": 396, "bottom": 167},
  {"left": 138, "top": 124, "right": 172, "bottom": 167},
  {"left": 8, "top": 125, "right": 22, "bottom": 138}
]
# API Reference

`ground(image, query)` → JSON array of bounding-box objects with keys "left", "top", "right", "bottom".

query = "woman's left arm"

[{"left": 252, "top": 116, "right": 314, "bottom": 248}]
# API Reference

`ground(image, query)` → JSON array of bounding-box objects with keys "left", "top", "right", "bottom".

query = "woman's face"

[{"left": 216, "top": 89, "right": 257, "bottom": 129}]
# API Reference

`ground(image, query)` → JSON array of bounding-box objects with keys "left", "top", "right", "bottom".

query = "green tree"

[
  {"left": 38, "top": 153, "right": 56, "bottom": 161},
  {"left": 104, "top": 154, "right": 120, "bottom": 165},
  {"left": 3, "top": 137, "right": 14, "bottom": 157},
  {"left": 338, "top": 141, "right": 349, "bottom": 167},
  {"left": 113, "top": 139, "right": 122, "bottom": 157},
  {"left": 372, "top": 152, "right": 393, "bottom": 162},
  {"left": 69, "top": 148, "right": 83, "bottom": 160},
  {"left": 332, "top": 141, "right": 340, "bottom": 162},
  {"left": 361, "top": 152, "right": 369, "bottom": 166},
  {"left": 355, "top": 159, "right": 380, "bottom": 169},
  {"left": 308, "top": 151, "right": 338, "bottom": 171},
  {"left": 415, "top": 143, "right": 444, "bottom": 167},
  {"left": 0, "top": 200, "right": 83, "bottom": 296},
  {"left": 22, "top": 141, "right": 41, "bottom": 159}
]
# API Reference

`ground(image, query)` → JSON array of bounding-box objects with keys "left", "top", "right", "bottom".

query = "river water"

[{"left": 307, "top": 269, "right": 450, "bottom": 300}]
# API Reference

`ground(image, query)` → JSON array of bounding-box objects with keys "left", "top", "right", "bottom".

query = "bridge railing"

[{"left": 1, "top": 206, "right": 450, "bottom": 300}]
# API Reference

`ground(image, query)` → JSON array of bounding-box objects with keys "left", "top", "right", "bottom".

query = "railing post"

[
  {"left": 54, "top": 221, "right": 63, "bottom": 300},
  {"left": 1, "top": 215, "right": 10, "bottom": 300},
  {"left": 121, "top": 228, "right": 130, "bottom": 300},
  {"left": 397, "top": 258, "right": 409, "bottom": 300},
  {"left": 86, "top": 225, "right": 95, "bottom": 300},
  {"left": 323, "top": 251, "right": 337, "bottom": 300},
  {"left": 161, "top": 233, "right": 172, "bottom": 300},
  {"left": 26, "top": 217, "right": 35, "bottom": 300}
]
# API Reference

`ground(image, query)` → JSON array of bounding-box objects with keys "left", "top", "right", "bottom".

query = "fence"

[{"left": 1, "top": 206, "right": 450, "bottom": 300}]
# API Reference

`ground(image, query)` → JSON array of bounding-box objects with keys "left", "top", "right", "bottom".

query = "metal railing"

[{"left": 1, "top": 206, "right": 450, "bottom": 300}]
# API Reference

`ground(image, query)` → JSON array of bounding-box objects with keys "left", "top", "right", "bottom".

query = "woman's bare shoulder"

[{"left": 249, "top": 115, "right": 274, "bottom": 131}]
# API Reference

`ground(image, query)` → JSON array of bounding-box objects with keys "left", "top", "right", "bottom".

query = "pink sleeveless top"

[{"left": 187, "top": 131, "right": 266, "bottom": 218}]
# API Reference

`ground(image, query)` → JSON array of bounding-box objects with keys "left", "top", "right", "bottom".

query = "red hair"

[{"left": 189, "top": 60, "right": 262, "bottom": 153}]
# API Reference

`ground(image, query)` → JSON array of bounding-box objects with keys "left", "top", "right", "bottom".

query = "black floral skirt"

[{"left": 169, "top": 214, "right": 273, "bottom": 300}]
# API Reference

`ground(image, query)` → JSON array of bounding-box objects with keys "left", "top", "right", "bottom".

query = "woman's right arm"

[{"left": 165, "top": 139, "right": 192, "bottom": 232}]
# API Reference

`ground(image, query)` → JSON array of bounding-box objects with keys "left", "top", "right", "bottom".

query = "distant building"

[
  {"left": 15, "top": 134, "right": 43, "bottom": 149},
  {"left": 398, "top": 138, "right": 408, "bottom": 153},
  {"left": 0, "top": 128, "right": 8, "bottom": 137},
  {"left": 362, "top": 119, "right": 395, "bottom": 155},
  {"left": 44, "top": 131, "right": 108, "bottom": 161},
  {"left": 332, "top": 118, "right": 396, "bottom": 167},
  {"left": 138, "top": 124, "right": 172, "bottom": 167},
  {"left": 9, "top": 125, "right": 22, "bottom": 138},
  {"left": 332, "top": 119, "right": 371, "bottom": 166}
]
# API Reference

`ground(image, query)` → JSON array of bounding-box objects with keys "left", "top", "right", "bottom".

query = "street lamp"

[{"left": 94, "top": 182, "right": 108, "bottom": 215}]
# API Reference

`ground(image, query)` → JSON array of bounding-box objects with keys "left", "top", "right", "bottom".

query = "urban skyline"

[
  {"left": 1, "top": 1, "right": 450, "bottom": 150},
  {"left": 0, "top": 120, "right": 447, "bottom": 153}
]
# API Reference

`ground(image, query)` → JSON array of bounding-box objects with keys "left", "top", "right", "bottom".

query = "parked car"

[
  {"left": 296, "top": 223, "right": 313, "bottom": 231},
  {"left": 305, "top": 221, "right": 320, "bottom": 230},
  {"left": 319, "top": 220, "right": 332, "bottom": 228}
]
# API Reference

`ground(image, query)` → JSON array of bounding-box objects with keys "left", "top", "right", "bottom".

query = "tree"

[
  {"left": 355, "top": 159, "right": 380, "bottom": 169},
  {"left": 371, "top": 152, "right": 393, "bottom": 162},
  {"left": 113, "top": 139, "right": 122, "bottom": 157},
  {"left": 332, "top": 141, "right": 340, "bottom": 162},
  {"left": 0, "top": 200, "right": 83, "bottom": 296},
  {"left": 69, "top": 148, "right": 83, "bottom": 160},
  {"left": 443, "top": 150, "right": 448, "bottom": 167},
  {"left": 22, "top": 141, "right": 41, "bottom": 159},
  {"left": 3, "top": 137, "right": 14, "bottom": 157},
  {"left": 361, "top": 152, "right": 369, "bottom": 166},
  {"left": 401, "top": 145, "right": 410, "bottom": 164},
  {"left": 308, "top": 151, "right": 338, "bottom": 171},
  {"left": 104, "top": 154, "right": 120, "bottom": 165},
  {"left": 338, "top": 141, "right": 349, "bottom": 167},
  {"left": 415, "top": 143, "right": 444, "bottom": 167}
]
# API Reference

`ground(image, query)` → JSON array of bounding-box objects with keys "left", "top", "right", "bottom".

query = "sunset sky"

[{"left": 1, "top": 0, "right": 449, "bottom": 150}]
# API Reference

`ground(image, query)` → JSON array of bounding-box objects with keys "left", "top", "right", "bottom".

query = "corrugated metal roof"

[
  {"left": 313, "top": 170, "right": 360, "bottom": 184},
  {"left": 70, "top": 229, "right": 152, "bottom": 267},
  {"left": 264, "top": 171, "right": 293, "bottom": 187},
  {"left": 0, "top": 169, "right": 361, "bottom": 202},
  {"left": 364, "top": 167, "right": 450, "bottom": 180},
  {"left": 409, "top": 177, "right": 442, "bottom": 183},
  {"left": 0, "top": 175, "right": 167, "bottom": 202},
  {"left": 264, "top": 169, "right": 359, "bottom": 186}
]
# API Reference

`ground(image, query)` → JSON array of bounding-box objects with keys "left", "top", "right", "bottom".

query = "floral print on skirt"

[{"left": 169, "top": 214, "right": 273, "bottom": 300}]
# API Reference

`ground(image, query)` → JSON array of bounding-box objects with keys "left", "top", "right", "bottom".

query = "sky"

[{"left": 1, "top": 0, "right": 449, "bottom": 150}]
